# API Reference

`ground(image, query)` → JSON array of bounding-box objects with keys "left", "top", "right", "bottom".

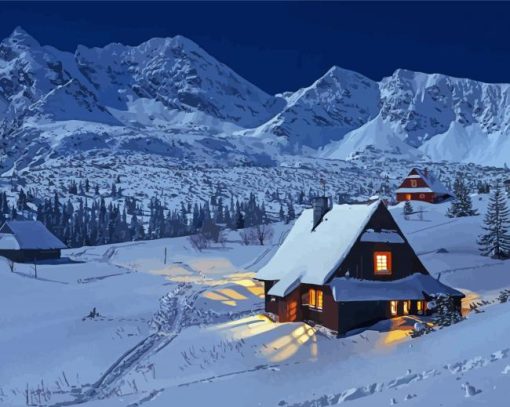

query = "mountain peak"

[{"left": 5, "top": 26, "right": 40, "bottom": 48}]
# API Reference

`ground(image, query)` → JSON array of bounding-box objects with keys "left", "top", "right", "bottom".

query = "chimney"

[{"left": 312, "top": 196, "right": 330, "bottom": 230}]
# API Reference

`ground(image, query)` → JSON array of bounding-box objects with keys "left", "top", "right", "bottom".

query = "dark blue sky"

[{"left": 1, "top": 1, "right": 509, "bottom": 94}]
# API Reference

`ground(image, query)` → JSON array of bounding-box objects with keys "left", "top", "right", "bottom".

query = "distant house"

[
  {"left": 396, "top": 168, "right": 453, "bottom": 203},
  {"left": 0, "top": 221, "right": 66, "bottom": 262},
  {"left": 256, "top": 198, "right": 463, "bottom": 335}
]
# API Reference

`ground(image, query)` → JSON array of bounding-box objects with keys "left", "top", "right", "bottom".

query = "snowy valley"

[
  {"left": 2, "top": 197, "right": 510, "bottom": 406},
  {"left": 2, "top": 24, "right": 510, "bottom": 407}
]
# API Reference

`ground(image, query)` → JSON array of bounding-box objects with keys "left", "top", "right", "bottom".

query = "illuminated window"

[
  {"left": 417, "top": 300, "right": 423, "bottom": 314},
  {"left": 374, "top": 252, "right": 392, "bottom": 275},
  {"left": 308, "top": 288, "right": 323, "bottom": 311},
  {"left": 403, "top": 300, "right": 410, "bottom": 315},
  {"left": 390, "top": 300, "right": 398, "bottom": 316},
  {"left": 405, "top": 194, "right": 412, "bottom": 201},
  {"left": 317, "top": 290, "right": 323, "bottom": 310},
  {"left": 411, "top": 180, "right": 418, "bottom": 187},
  {"left": 308, "top": 288, "right": 316, "bottom": 308}
]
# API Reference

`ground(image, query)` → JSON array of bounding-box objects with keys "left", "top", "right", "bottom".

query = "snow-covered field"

[{"left": 1, "top": 196, "right": 510, "bottom": 406}]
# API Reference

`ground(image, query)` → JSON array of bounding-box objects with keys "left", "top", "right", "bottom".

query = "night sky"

[{"left": 1, "top": 1, "right": 509, "bottom": 94}]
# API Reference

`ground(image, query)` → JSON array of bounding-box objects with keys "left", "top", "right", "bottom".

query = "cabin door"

[{"left": 286, "top": 298, "right": 298, "bottom": 322}]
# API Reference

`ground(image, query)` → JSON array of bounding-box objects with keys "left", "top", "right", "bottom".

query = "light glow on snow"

[{"left": 262, "top": 324, "right": 316, "bottom": 362}]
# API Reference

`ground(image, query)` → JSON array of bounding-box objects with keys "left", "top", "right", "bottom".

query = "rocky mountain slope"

[{"left": 2, "top": 27, "right": 510, "bottom": 171}]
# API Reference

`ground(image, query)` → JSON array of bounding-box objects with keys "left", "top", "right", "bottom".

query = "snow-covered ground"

[{"left": 1, "top": 196, "right": 510, "bottom": 406}]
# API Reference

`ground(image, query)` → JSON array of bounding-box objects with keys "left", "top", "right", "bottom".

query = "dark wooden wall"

[
  {"left": 396, "top": 192, "right": 436, "bottom": 203},
  {"left": 0, "top": 249, "right": 61, "bottom": 263},
  {"left": 300, "top": 284, "right": 339, "bottom": 332},
  {"left": 338, "top": 301, "right": 389, "bottom": 335},
  {"left": 331, "top": 203, "right": 429, "bottom": 281}
]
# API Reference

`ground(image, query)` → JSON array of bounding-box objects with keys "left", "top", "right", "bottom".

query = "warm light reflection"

[
  {"left": 211, "top": 316, "right": 318, "bottom": 362},
  {"left": 189, "top": 258, "right": 238, "bottom": 275},
  {"left": 217, "top": 288, "right": 247, "bottom": 300},
  {"left": 461, "top": 290, "right": 480, "bottom": 316},
  {"left": 262, "top": 323, "right": 316, "bottom": 362},
  {"left": 378, "top": 315, "right": 429, "bottom": 347}
]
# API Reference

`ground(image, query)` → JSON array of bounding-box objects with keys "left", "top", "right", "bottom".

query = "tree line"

[{"left": 0, "top": 187, "right": 290, "bottom": 248}]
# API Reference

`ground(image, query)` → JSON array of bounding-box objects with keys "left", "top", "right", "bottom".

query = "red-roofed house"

[{"left": 396, "top": 168, "right": 453, "bottom": 203}]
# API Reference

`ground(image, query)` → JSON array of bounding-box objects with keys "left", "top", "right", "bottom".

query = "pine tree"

[
  {"left": 433, "top": 295, "right": 464, "bottom": 328},
  {"left": 279, "top": 204, "right": 285, "bottom": 222},
  {"left": 478, "top": 182, "right": 510, "bottom": 259},
  {"left": 403, "top": 201, "right": 413, "bottom": 219},
  {"left": 286, "top": 200, "right": 295, "bottom": 223},
  {"left": 447, "top": 174, "right": 478, "bottom": 218}
]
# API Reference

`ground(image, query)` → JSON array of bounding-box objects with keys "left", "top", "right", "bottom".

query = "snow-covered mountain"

[{"left": 2, "top": 27, "right": 510, "bottom": 170}]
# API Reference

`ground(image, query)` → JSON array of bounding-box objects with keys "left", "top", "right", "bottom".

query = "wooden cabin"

[
  {"left": 395, "top": 168, "right": 452, "bottom": 203},
  {"left": 0, "top": 221, "right": 66, "bottom": 263},
  {"left": 256, "top": 198, "right": 463, "bottom": 336}
]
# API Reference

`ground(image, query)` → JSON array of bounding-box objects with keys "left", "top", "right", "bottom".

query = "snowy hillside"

[
  {"left": 2, "top": 27, "right": 510, "bottom": 172},
  {"left": 2, "top": 196, "right": 510, "bottom": 406}
]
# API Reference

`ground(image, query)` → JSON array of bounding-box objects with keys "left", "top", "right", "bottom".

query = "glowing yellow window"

[
  {"left": 405, "top": 194, "right": 412, "bottom": 201},
  {"left": 390, "top": 300, "right": 398, "bottom": 316},
  {"left": 374, "top": 252, "right": 392, "bottom": 275},
  {"left": 316, "top": 290, "right": 324, "bottom": 310},
  {"left": 308, "top": 288, "right": 316, "bottom": 307},
  {"left": 403, "top": 300, "right": 410, "bottom": 315},
  {"left": 417, "top": 301, "right": 424, "bottom": 315}
]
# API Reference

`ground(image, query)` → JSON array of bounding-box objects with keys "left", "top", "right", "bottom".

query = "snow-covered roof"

[
  {"left": 329, "top": 273, "right": 464, "bottom": 302},
  {"left": 360, "top": 229, "right": 404, "bottom": 244},
  {"left": 398, "top": 168, "right": 451, "bottom": 195},
  {"left": 395, "top": 187, "right": 433, "bottom": 193},
  {"left": 0, "top": 221, "right": 66, "bottom": 250},
  {"left": 257, "top": 200, "right": 381, "bottom": 291},
  {"left": 268, "top": 270, "right": 302, "bottom": 297}
]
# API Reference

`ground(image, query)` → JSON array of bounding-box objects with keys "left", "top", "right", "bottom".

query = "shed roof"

[
  {"left": 258, "top": 200, "right": 381, "bottom": 292},
  {"left": 0, "top": 221, "right": 66, "bottom": 250},
  {"left": 329, "top": 273, "right": 464, "bottom": 302}
]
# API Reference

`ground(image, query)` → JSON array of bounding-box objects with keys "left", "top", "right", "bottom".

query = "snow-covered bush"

[
  {"left": 188, "top": 233, "right": 209, "bottom": 251},
  {"left": 410, "top": 295, "right": 463, "bottom": 338},
  {"left": 497, "top": 289, "right": 510, "bottom": 303},
  {"left": 409, "top": 321, "right": 433, "bottom": 338},
  {"left": 433, "top": 295, "right": 464, "bottom": 328}
]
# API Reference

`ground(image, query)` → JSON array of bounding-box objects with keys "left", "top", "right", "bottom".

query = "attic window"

[
  {"left": 374, "top": 251, "right": 392, "bottom": 275},
  {"left": 411, "top": 179, "right": 418, "bottom": 187}
]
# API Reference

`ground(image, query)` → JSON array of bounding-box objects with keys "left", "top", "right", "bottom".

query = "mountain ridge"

[{"left": 2, "top": 27, "right": 510, "bottom": 171}]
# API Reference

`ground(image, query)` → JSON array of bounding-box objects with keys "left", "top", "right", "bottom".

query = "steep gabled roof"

[
  {"left": 396, "top": 168, "right": 451, "bottom": 195},
  {"left": 0, "top": 221, "right": 66, "bottom": 250},
  {"left": 256, "top": 200, "right": 381, "bottom": 295}
]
